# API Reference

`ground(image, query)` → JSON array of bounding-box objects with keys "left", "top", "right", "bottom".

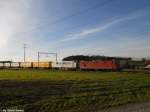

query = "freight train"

[{"left": 0, "top": 59, "right": 142, "bottom": 71}]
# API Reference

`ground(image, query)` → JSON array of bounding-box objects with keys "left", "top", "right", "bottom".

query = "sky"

[{"left": 0, "top": 0, "right": 150, "bottom": 61}]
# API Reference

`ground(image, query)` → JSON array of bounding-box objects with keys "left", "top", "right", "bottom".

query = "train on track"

[{"left": 0, "top": 59, "right": 145, "bottom": 71}]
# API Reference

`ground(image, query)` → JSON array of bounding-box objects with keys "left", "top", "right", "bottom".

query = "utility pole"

[
  {"left": 38, "top": 51, "right": 40, "bottom": 67},
  {"left": 23, "top": 44, "right": 27, "bottom": 62},
  {"left": 56, "top": 53, "right": 58, "bottom": 62}
]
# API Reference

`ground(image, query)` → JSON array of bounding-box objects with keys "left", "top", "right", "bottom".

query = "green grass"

[
  {"left": 0, "top": 69, "right": 150, "bottom": 112},
  {"left": 0, "top": 69, "right": 148, "bottom": 81}
]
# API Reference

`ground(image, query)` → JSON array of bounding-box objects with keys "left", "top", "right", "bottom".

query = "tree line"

[{"left": 63, "top": 55, "right": 132, "bottom": 61}]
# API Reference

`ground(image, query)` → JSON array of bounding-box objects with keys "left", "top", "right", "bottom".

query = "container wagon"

[
  {"left": 0, "top": 63, "right": 4, "bottom": 68},
  {"left": 11, "top": 62, "right": 20, "bottom": 68},
  {"left": 32, "top": 62, "right": 52, "bottom": 68},
  {"left": 52, "top": 61, "right": 76, "bottom": 70},
  {"left": 20, "top": 62, "right": 32, "bottom": 68},
  {"left": 145, "top": 65, "right": 150, "bottom": 70},
  {"left": 61, "top": 61, "right": 76, "bottom": 70},
  {"left": 52, "top": 62, "right": 62, "bottom": 70}
]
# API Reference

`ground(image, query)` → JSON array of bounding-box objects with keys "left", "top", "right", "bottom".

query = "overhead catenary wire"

[{"left": 38, "top": 52, "right": 58, "bottom": 68}]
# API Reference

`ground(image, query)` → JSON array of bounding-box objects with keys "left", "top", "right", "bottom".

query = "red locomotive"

[{"left": 80, "top": 60, "right": 118, "bottom": 70}]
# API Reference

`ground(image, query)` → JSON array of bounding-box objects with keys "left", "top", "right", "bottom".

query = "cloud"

[{"left": 61, "top": 12, "right": 144, "bottom": 42}]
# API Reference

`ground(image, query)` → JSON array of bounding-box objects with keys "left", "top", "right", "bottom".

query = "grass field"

[{"left": 0, "top": 70, "right": 150, "bottom": 112}]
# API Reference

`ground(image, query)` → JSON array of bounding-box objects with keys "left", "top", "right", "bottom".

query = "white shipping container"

[
  {"left": 52, "top": 62, "right": 62, "bottom": 68},
  {"left": 0, "top": 63, "right": 4, "bottom": 67},
  {"left": 11, "top": 62, "right": 20, "bottom": 67},
  {"left": 145, "top": 65, "right": 150, "bottom": 69},
  {"left": 61, "top": 61, "right": 76, "bottom": 68},
  {"left": 4, "top": 63, "right": 11, "bottom": 68},
  {"left": 52, "top": 61, "right": 76, "bottom": 69}
]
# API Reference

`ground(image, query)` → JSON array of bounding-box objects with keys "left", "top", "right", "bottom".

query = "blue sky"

[{"left": 0, "top": 0, "right": 150, "bottom": 61}]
